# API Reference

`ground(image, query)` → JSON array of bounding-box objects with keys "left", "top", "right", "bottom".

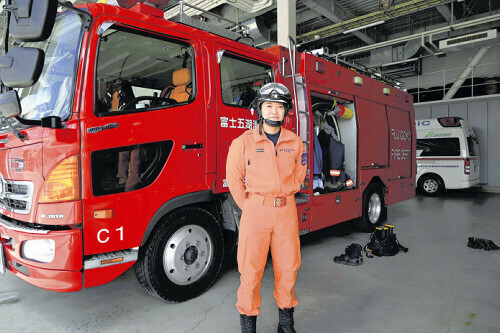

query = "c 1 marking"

[{"left": 97, "top": 227, "right": 124, "bottom": 243}]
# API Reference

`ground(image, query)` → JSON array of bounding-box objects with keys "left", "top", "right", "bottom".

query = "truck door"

[
  {"left": 212, "top": 44, "right": 276, "bottom": 193},
  {"left": 386, "top": 106, "right": 414, "bottom": 204},
  {"left": 388, "top": 106, "right": 413, "bottom": 179},
  {"left": 81, "top": 18, "right": 206, "bottom": 255},
  {"left": 356, "top": 97, "right": 389, "bottom": 169}
]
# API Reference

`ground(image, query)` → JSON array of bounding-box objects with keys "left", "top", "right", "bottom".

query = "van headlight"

[{"left": 21, "top": 239, "right": 55, "bottom": 263}]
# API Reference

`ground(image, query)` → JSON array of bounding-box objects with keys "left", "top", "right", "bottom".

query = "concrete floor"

[{"left": 1, "top": 189, "right": 499, "bottom": 333}]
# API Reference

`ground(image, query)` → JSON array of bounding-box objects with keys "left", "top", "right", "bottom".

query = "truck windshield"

[{"left": 17, "top": 12, "right": 83, "bottom": 121}]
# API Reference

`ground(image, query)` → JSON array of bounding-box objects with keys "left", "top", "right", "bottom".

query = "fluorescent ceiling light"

[{"left": 343, "top": 20, "right": 385, "bottom": 34}]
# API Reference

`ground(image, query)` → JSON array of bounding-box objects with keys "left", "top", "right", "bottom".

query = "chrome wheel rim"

[
  {"left": 368, "top": 193, "right": 382, "bottom": 224},
  {"left": 423, "top": 179, "right": 439, "bottom": 193},
  {"left": 163, "top": 225, "right": 213, "bottom": 285}
]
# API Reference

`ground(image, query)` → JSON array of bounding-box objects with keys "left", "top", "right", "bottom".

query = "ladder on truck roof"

[
  {"left": 309, "top": 48, "right": 405, "bottom": 90},
  {"left": 165, "top": 0, "right": 254, "bottom": 46}
]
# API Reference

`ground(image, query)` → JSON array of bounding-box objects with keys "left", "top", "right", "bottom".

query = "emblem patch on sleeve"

[{"left": 301, "top": 152, "right": 308, "bottom": 165}]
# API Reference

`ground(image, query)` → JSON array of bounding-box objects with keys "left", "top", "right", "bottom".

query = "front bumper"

[{"left": 0, "top": 216, "right": 83, "bottom": 292}]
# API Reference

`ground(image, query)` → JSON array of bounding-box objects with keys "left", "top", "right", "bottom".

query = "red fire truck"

[{"left": 0, "top": 0, "right": 415, "bottom": 302}]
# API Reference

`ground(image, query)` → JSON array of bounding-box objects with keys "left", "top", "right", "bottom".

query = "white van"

[{"left": 415, "top": 117, "right": 480, "bottom": 196}]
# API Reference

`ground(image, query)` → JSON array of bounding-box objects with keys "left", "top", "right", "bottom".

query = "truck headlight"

[{"left": 21, "top": 239, "right": 55, "bottom": 263}]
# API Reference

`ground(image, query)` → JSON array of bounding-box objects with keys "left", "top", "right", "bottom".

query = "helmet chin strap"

[
  {"left": 258, "top": 117, "right": 283, "bottom": 135},
  {"left": 264, "top": 118, "right": 283, "bottom": 127}
]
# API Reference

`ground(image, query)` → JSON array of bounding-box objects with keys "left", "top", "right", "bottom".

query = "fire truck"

[{"left": 0, "top": 0, "right": 415, "bottom": 302}]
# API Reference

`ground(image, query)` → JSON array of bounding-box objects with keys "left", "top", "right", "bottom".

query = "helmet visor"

[{"left": 259, "top": 83, "right": 291, "bottom": 105}]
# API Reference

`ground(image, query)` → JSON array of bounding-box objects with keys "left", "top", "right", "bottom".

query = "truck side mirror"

[
  {"left": 0, "top": 47, "right": 45, "bottom": 88},
  {"left": 0, "top": 90, "right": 21, "bottom": 118},
  {"left": 8, "top": 0, "right": 58, "bottom": 42}
]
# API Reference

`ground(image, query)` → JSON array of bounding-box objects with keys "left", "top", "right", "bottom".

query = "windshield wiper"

[{"left": 0, "top": 115, "right": 27, "bottom": 141}]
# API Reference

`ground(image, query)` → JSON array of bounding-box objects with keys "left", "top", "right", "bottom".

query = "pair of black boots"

[
  {"left": 240, "top": 307, "right": 295, "bottom": 333},
  {"left": 467, "top": 237, "right": 500, "bottom": 251}
]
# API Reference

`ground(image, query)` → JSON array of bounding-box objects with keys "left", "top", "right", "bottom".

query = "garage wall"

[{"left": 414, "top": 94, "right": 500, "bottom": 187}]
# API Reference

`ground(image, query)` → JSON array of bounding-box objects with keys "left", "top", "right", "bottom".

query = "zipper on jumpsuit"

[{"left": 272, "top": 139, "right": 282, "bottom": 194}]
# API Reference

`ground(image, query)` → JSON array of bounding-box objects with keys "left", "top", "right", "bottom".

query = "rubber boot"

[
  {"left": 277, "top": 307, "right": 296, "bottom": 333},
  {"left": 240, "top": 314, "right": 257, "bottom": 333}
]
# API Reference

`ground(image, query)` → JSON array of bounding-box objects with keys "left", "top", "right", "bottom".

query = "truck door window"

[
  {"left": 91, "top": 140, "right": 174, "bottom": 196},
  {"left": 95, "top": 27, "right": 195, "bottom": 115},
  {"left": 219, "top": 53, "right": 272, "bottom": 108}
]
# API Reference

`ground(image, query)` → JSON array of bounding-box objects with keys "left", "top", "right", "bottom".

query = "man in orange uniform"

[{"left": 226, "top": 83, "right": 307, "bottom": 333}]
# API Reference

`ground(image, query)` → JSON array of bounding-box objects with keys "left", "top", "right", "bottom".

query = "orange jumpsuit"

[{"left": 226, "top": 126, "right": 307, "bottom": 316}]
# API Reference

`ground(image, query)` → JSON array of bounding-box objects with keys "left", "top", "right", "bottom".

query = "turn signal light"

[
  {"left": 94, "top": 209, "right": 113, "bottom": 219},
  {"left": 40, "top": 155, "right": 80, "bottom": 203}
]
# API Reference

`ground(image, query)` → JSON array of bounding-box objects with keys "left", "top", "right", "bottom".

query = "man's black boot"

[
  {"left": 240, "top": 314, "right": 257, "bottom": 333},
  {"left": 277, "top": 307, "right": 296, "bottom": 333}
]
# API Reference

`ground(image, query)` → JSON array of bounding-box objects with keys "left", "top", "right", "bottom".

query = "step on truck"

[{"left": 0, "top": 0, "right": 415, "bottom": 302}]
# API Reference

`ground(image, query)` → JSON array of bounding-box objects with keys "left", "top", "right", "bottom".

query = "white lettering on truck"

[
  {"left": 97, "top": 227, "right": 124, "bottom": 243},
  {"left": 391, "top": 129, "right": 411, "bottom": 141},
  {"left": 391, "top": 149, "right": 411, "bottom": 160}
]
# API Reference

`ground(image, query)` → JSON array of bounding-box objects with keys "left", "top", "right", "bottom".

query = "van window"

[
  {"left": 417, "top": 138, "right": 460, "bottom": 157},
  {"left": 219, "top": 53, "right": 272, "bottom": 108},
  {"left": 467, "top": 136, "right": 479, "bottom": 156}
]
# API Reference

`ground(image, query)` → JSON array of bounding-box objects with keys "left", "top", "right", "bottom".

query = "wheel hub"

[
  {"left": 163, "top": 224, "right": 213, "bottom": 286},
  {"left": 184, "top": 246, "right": 198, "bottom": 265},
  {"left": 423, "top": 179, "right": 438, "bottom": 193}
]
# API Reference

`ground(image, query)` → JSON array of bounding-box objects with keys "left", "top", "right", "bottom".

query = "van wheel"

[
  {"left": 354, "top": 183, "right": 386, "bottom": 232},
  {"left": 135, "top": 207, "right": 224, "bottom": 302},
  {"left": 418, "top": 174, "right": 444, "bottom": 196}
]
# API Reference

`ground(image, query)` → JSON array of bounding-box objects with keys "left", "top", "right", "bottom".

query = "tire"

[
  {"left": 135, "top": 207, "right": 224, "bottom": 302},
  {"left": 418, "top": 174, "right": 444, "bottom": 196},
  {"left": 354, "top": 183, "right": 386, "bottom": 232}
]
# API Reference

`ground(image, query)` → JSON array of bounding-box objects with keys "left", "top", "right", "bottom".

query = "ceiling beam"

[
  {"left": 297, "top": 8, "right": 322, "bottom": 25},
  {"left": 443, "top": 45, "right": 491, "bottom": 100},
  {"left": 298, "top": 0, "right": 453, "bottom": 46},
  {"left": 436, "top": 4, "right": 456, "bottom": 24},
  {"left": 338, "top": 12, "right": 500, "bottom": 57},
  {"left": 300, "top": 0, "right": 375, "bottom": 44}
]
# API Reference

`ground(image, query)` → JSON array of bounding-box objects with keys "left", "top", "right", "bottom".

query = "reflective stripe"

[{"left": 330, "top": 170, "right": 341, "bottom": 176}]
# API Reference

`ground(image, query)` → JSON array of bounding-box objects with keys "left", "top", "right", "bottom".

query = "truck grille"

[{"left": 0, "top": 173, "right": 34, "bottom": 214}]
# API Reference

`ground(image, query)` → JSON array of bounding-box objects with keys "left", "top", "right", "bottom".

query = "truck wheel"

[
  {"left": 135, "top": 207, "right": 224, "bottom": 302},
  {"left": 354, "top": 183, "right": 386, "bottom": 232},
  {"left": 418, "top": 174, "right": 444, "bottom": 196}
]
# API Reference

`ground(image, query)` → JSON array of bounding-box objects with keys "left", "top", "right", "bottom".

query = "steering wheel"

[
  {"left": 119, "top": 96, "right": 177, "bottom": 111},
  {"left": 185, "top": 82, "right": 193, "bottom": 96}
]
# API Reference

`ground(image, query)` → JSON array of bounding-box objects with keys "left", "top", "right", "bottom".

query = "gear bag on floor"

[{"left": 365, "top": 224, "right": 408, "bottom": 257}]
